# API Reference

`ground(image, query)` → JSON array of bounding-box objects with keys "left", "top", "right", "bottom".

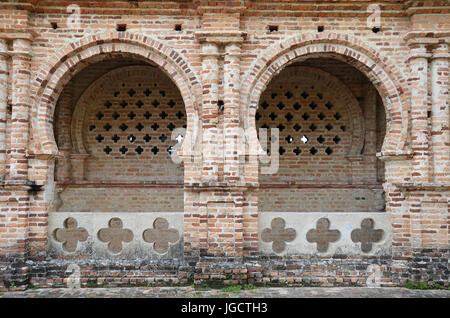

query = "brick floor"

[{"left": 0, "top": 287, "right": 449, "bottom": 298}]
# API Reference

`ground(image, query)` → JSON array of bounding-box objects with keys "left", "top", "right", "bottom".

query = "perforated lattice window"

[
  {"left": 86, "top": 72, "right": 186, "bottom": 158},
  {"left": 256, "top": 66, "right": 352, "bottom": 181},
  {"left": 257, "top": 90, "right": 348, "bottom": 157},
  {"left": 77, "top": 66, "right": 187, "bottom": 182}
]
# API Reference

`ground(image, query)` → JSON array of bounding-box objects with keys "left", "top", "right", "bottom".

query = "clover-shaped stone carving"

[
  {"left": 53, "top": 217, "right": 88, "bottom": 252},
  {"left": 306, "top": 218, "right": 340, "bottom": 252},
  {"left": 143, "top": 218, "right": 180, "bottom": 254},
  {"left": 351, "top": 218, "right": 384, "bottom": 253},
  {"left": 97, "top": 218, "right": 133, "bottom": 254},
  {"left": 261, "top": 217, "right": 296, "bottom": 253}
]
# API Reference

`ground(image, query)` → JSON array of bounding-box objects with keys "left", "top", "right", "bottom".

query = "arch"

[
  {"left": 242, "top": 33, "right": 409, "bottom": 156},
  {"left": 30, "top": 31, "right": 201, "bottom": 157}
]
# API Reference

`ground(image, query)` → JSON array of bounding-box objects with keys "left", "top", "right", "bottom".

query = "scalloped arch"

[
  {"left": 242, "top": 33, "right": 409, "bottom": 156},
  {"left": 30, "top": 31, "right": 201, "bottom": 156}
]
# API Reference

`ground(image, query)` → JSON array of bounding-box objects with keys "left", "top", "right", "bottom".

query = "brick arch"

[
  {"left": 30, "top": 31, "right": 201, "bottom": 156},
  {"left": 243, "top": 33, "right": 409, "bottom": 156}
]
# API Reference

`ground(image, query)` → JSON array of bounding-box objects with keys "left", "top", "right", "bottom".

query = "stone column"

[
  {"left": 223, "top": 43, "right": 241, "bottom": 183},
  {"left": 200, "top": 42, "right": 220, "bottom": 182},
  {"left": 0, "top": 39, "right": 8, "bottom": 179},
  {"left": 9, "top": 38, "right": 31, "bottom": 180},
  {"left": 430, "top": 43, "right": 449, "bottom": 183},
  {"left": 408, "top": 44, "right": 431, "bottom": 183}
]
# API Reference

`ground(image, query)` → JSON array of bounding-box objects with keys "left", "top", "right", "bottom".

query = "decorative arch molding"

[
  {"left": 30, "top": 31, "right": 201, "bottom": 157},
  {"left": 242, "top": 33, "right": 409, "bottom": 157},
  {"left": 264, "top": 66, "right": 365, "bottom": 158}
]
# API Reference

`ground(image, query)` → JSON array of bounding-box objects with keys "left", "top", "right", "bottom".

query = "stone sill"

[
  {"left": 184, "top": 181, "right": 259, "bottom": 191},
  {"left": 394, "top": 182, "right": 450, "bottom": 192},
  {"left": 56, "top": 181, "right": 184, "bottom": 189},
  {"left": 259, "top": 182, "right": 383, "bottom": 189},
  {"left": 12, "top": 181, "right": 384, "bottom": 190},
  {"left": 377, "top": 151, "right": 413, "bottom": 161}
]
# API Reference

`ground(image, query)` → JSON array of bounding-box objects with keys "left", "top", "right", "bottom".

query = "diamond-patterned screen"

[
  {"left": 257, "top": 66, "right": 352, "bottom": 182},
  {"left": 82, "top": 66, "right": 186, "bottom": 181}
]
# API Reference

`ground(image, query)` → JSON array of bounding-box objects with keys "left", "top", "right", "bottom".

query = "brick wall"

[{"left": 0, "top": 1, "right": 448, "bottom": 289}]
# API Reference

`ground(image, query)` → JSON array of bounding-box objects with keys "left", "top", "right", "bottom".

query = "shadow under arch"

[
  {"left": 242, "top": 33, "right": 409, "bottom": 158},
  {"left": 30, "top": 31, "right": 201, "bottom": 158}
]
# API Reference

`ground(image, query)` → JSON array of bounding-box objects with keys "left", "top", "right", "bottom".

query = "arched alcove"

[
  {"left": 53, "top": 60, "right": 187, "bottom": 212},
  {"left": 256, "top": 62, "right": 386, "bottom": 212}
]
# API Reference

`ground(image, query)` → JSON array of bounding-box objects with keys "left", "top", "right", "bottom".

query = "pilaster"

[{"left": 430, "top": 43, "right": 449, "bottom": 183}]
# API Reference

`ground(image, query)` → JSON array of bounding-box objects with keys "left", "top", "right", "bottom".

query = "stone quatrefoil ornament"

[
  {"left": 53, "top": 217, "right": 88, "bottom": 252},
  {"left": 351, "top": 218, "right": 384, "bottom": 253},
  {"left": 261, "top": 217, "right": 296, "bottom": 253},
  {"left": 143, "top": 218, "right": 180, "bottom": 254},
  {"left": 97, "top": 218, "right": 133, "bottom": 254},
  {"left": 306, "top": 218, "right": 341, "bottom": 252}
]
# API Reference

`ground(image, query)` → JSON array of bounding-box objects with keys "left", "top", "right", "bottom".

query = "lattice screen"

[
  {"left": 79, "top": 66, "right": 186, "bottom": 181},
  {"left": 257, "top": 66, "right": 354, "bottom": 182}
]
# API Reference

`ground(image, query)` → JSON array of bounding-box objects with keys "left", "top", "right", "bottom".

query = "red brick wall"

[{"left": 0, "top": 1, "right": 448, "bottom": 288}]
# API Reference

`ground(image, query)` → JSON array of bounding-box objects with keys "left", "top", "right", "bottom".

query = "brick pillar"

[
  {"left": 223, "top": 43, "right": 241, "bottom": 183},
  {"left": 430, "top": 43, "right": 449, "bottom": 183},
  {"left": 0, "top": 38, "right": 32, "bottom": 289},
  {"left": 382, "top": 159, "right": 411, "bottom": 285},
  {"left": 0, "top": 39, "right": 8, "bottom": 179},
  {"left": 204, "top": 189, "right": 244, "bottom": 262},
  {"left": 0, "top": 183, "right": 30, "bottom": 288},
  {"left": 200, "top": 43, "right": 220, "bottom": 182},
  {"left": 408, "top": 44, "right": 431, "bottom": 182},
  {"left": 9, "top": 39, "right": 31, "bottom": 180},
  {"left": 55, "top": 87, "right": 73, "bottom": 181},
  {"left": 362, "top": 84, "right": 378, "bottom": 182}
]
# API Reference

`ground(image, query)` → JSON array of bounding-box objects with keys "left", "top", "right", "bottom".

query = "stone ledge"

[
  {"left": 377, "top": 151, "right": 413, "bottom": 161},
  {"left": 56, "top": 181, "right": 184, "bottom": 188},
  {"left": 394, "top": 182, "right": 450, "bottom": 192},
  {"left": 184, "top": 181, "right": 259, "bottom": 191}
]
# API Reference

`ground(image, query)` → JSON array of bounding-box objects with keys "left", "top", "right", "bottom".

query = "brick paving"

[{"left": 0, "top": 287, "right": 449, "bottom": 298}]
